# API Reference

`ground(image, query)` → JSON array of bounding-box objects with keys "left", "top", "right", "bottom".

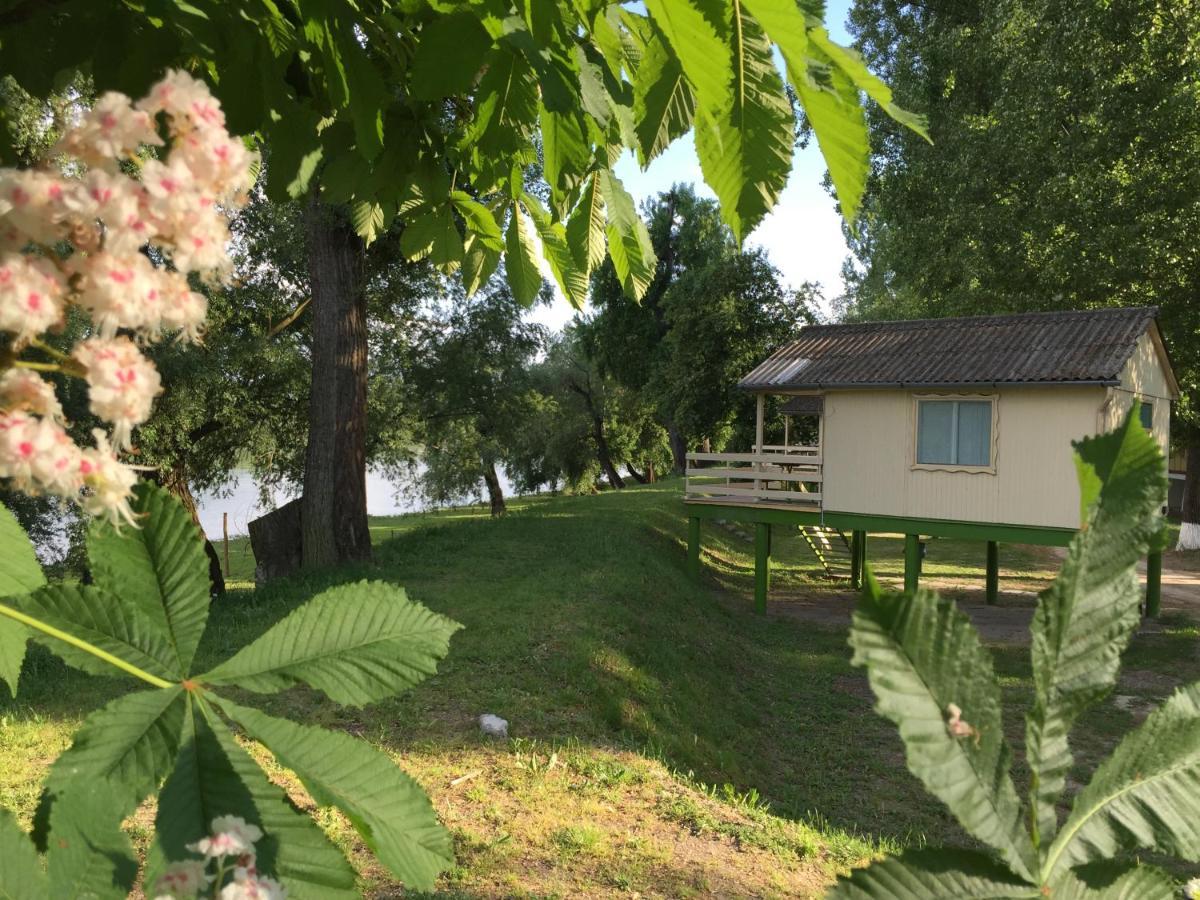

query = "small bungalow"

[{"left": 684, "top": 306, "right": 1178, "bottom": 613}]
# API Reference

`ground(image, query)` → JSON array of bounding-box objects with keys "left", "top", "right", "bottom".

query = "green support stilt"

[
  {"left": 904, "top": 533, "right": 921, "bottom": 593},
  {"left": 860, "top": 532, "right": 868, "bottom": 583},
  {"left": 850, "top": 529, "right": 863, "bottom": 589},
  {"left": 1146, "top": 549, "right": 1162, "bottom": 619},
  {"left": 755, "top": 522, "right": 771, "bottom": 614},
  {"left": 986, "top": 541, "right": 999, "bottom": 605},
  {"left": 687, "top": 517, "right": 701, "bottom": 581}
]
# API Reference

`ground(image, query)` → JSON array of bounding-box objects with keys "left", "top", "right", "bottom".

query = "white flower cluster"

[
  {"left": 154, "top": 816, "right": 286, "bottom": 900},
  {"left": 0, "top": 70, "right": 254, "bottom": 525}
]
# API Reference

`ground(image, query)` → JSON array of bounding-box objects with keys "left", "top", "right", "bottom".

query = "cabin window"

[
  {"left": 1139, "top": 401, "right": 1154, "bottom": 432},
  {"left": 916, "top": 399, "right": 993, "bottom": 467}
]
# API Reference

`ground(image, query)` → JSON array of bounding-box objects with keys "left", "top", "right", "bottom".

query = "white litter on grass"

[{"left": 479, "top": 714, "right": 508, "bottom": 738}]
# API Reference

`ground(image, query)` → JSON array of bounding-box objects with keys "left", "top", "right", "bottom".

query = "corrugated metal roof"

[
  {"left": 739, "top": 307, "right": 1161, "bottom": 391},
  {"left": 779, "top": 395, "right": 824, "bottom": 415}
]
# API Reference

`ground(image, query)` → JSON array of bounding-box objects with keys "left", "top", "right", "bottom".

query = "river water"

[{"left": 192, "top": 467, "right": 517, "bottom": 540}]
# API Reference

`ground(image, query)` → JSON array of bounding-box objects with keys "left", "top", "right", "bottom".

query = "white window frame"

[{"left": 911, "top": 393, "right": 999, "bottom": 475}]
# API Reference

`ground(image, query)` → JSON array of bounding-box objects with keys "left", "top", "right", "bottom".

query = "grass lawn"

[{"left": 2, "top": 480, "right": 1198, "bottom": 897}]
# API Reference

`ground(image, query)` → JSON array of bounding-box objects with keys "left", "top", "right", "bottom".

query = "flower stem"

[
  {"left": 12, "top": 360, "right": 62, "bottom": 373},
  {"left": 0, "top": 600, "right": 175, "bottom": 689},
  {"left": 30, "top": 338, "right": 73, "bottom": 364}
]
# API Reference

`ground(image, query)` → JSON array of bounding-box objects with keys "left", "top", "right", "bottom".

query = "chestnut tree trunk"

[
  {"left": 301, "top": 199, "right": 372, "bottom": 568},
  {"left": 482, "top": 460, "right": 506, "bottom": 517}
]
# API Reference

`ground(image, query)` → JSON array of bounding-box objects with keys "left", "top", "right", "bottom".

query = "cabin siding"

[
  {"left": 822, "top": 387, "right": 1108, "bottom": 529},
  {"left": 1104, "top": 331, "right": 1173, "bottom": 463}
]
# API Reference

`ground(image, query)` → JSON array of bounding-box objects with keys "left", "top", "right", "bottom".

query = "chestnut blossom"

[
  {"left": 218, "top": 871, "right": 287, "bottom": 900},
  {"left": 1184, "top": 876, "right": 1200, "bottom": 900},
  {"left": 0, "top": 252, "right": 67, "bottom": 339},
  {"left": 0, "top": 170, "right": 69, "bottom": 246},
  {"left": 0, "top": 368, "right": 64, "bottom": 421},
  {"left": 152, "top": 860, "right": 211, "bottom": 899},
  {"left": 78, "top": 431, "right": 139, "bottom": 527},
  {"left": 55, "top": 91, "right": 162, "bottom": 168},
  {"left": 187, "top": 816, "right": 264, "bottom": 859},
  {"left": 73, "top": 336, "right": 162, "bottom": 449},
  {"left": 0, "top": 70, "right": 253, "bottom": 524},
  {"left": 945, "top": 703, "right": 977, "bottom": 740}
]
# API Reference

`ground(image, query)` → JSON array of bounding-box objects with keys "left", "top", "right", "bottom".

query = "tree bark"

[
  {"left": 667, "top": 423, "right": 687, "bottom": 474},
  {"left": 1179, "top": 442, "right": 1200, "bottom": 549},
  {"left": 626, "top": 461, "right": 648, "bottom": 484},
  {"left": 153, "top": 466, "right": 224, "bottom": 595},
  {"left": 592, "top": 415, "right": 625, "bottom": 489},
  {"left": 301, "top": 199, "right": 372, "bottom": 568},
  {"left": 482, "top": 460, "right": 506, "bottom": 517}
]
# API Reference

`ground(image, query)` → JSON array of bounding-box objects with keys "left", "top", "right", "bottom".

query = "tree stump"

[{"left": 248, "top": 498, "right": 303, "bottom": 584}]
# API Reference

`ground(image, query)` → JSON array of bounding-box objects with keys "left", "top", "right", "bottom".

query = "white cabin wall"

[
  {"left": 822, "top": 386, "right": 1108, "bottom": 529},
  {"left": 1103, "top": 331, "right": 1173, "bottom": 461}
]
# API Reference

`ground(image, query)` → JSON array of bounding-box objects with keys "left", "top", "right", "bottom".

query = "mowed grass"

[{"left": 2, "top": 480, "right": 1198, "bottom": 896}]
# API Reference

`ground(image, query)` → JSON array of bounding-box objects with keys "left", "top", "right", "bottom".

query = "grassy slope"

[{"left": 3, "top": 481, "right": 1199, "bottom": 896}]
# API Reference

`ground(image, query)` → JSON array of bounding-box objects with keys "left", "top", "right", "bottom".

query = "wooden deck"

[{"left": 684, "top": 447, "right": 823, "bottom": 508}]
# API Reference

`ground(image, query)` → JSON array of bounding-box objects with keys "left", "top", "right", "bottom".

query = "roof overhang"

[
  {"left": 740, "top": 379, "right": 1120, "bottom": 393},
  {"left": 1146, "top": 320, "right": 1181, "bottom": 399}
]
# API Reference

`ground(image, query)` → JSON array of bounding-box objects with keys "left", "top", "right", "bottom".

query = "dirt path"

[{"left": 766, "top": 549, "right": 1199, "bottom": 644}]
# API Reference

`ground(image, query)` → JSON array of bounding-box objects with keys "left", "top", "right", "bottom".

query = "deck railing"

[{"left": 684, "top": 446, "right": 822, "bottom": 507}]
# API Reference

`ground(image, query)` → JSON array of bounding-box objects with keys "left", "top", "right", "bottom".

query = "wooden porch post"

[
  {"left": 754, "top": 393, "right": 766, "bottom": 492},
  {"left": 687, "top": 517, "right": 701, "bottom": 581},
  {"left": 755, "top": 393, "right": 765, "bottom": 451},
  {"left": 755, "top": 521, "right": 771, "bottom": 614},
  {"left": 904, "top": 533, "right": 920, "bottom": 593},
  {"left": 986, "top": 541, "right": 999, "bottom": 605},
  {"left": 1146, "top": 548, "right": 1162, "bottom": 618}
]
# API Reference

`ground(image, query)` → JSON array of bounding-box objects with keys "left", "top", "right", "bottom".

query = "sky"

[{"left": 529, "top": 0, "right": 856, "bottom": 331}]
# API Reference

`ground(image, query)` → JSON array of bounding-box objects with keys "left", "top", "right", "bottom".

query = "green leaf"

[
  {"left": 597, "top": 168, "right": 657, "bottom": 300},
  {"left": 505, "top": 202, "right": 544, "bottom": 306},
  {"left": 409, "top": 13, "right": 495, "bottom": 101},
  {"left": 521, "top": 193, "right": 589, "bottom": 308},
  {"left": 789, "top": 47, "right": 869, "bottom": 226},
  {"left": 399, "top": 206, "right": 464, "bottom": 268},
  {"left": 34, "top": 687, "right": 185, "bottom": 848},
  {"left": 351, "top": 199, "right": 387, "bottom": 245},
  {"left": 1047, "top": 682, "right": 1200, "bottom": 872},
  {"left": 692, "top": 4, "right": 794, "bottom": 243},
  {"left": 1047, "top": 862, "right": 1177, "bottom": 900},
  {"left": 333, "top": 27, "right": 387, "bottom": 161},
  {"left": 1025, "top": 407, "right": 1168, "bottom": 846},
  {"left": 215, "top": 697, "right": 455, "bottom": 892},
  {"left": 631, "top": 29, "right": 695, "bottom": 166},
  {"left": 203, "top": 580, "right": 460, "bottom": 707},
  {"left": 642, "top": 0, "right": 731, "bottom": 116},
  {"left": 741, "top": 0, "right": 809, "bottom": 70},
  {"left": 540, "top": 106, "right": 591, "bottom": 213},
  {"left": 0, "top": 499, "right": 43, "bottom": 695},
  {"left": 451, "top": 191, "right": 504, "bottom": 251},
  {"left": 88, "top": 481, "right": 211, "bottom": 678},
  {"left": 18, "top": 583, "right": 179, "bottom": 681},
  {"left": 47, "top": 782, "right": 138, "bottom": 900},
  {"left": 264, "top": 104, "right": 324, "bottom": 201},
  {"left": 461, "top": 231, "right": 502, "bottom": 297},
  {"left": 828, "top": 848, "right": 1036, "bottom": 899},
  {"left": 808, "top": 27, "right": 930, "bottom": 141},
  {"left": 0, "top": 807, "right": 46, "bottom": 899},
  {"left": 0, "top": 500, "right": 44, "bottom": 596},
  {"left": 849, "top": 577, "right": 1036, "bottom": 880},
  {"left": 565, "top": 171, "right": 607, "bottom": 274},
  {"left": 149, "top": 696, "right": 358, "bottom": 898}
]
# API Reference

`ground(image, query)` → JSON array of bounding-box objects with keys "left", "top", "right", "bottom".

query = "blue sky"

[{"left": 532, "top": 0, "right": 856, "bottom": 330}]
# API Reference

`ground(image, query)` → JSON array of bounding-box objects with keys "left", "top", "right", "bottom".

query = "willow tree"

[{"left": 0, "top": 0, "right": 924, "bottom": 566}]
